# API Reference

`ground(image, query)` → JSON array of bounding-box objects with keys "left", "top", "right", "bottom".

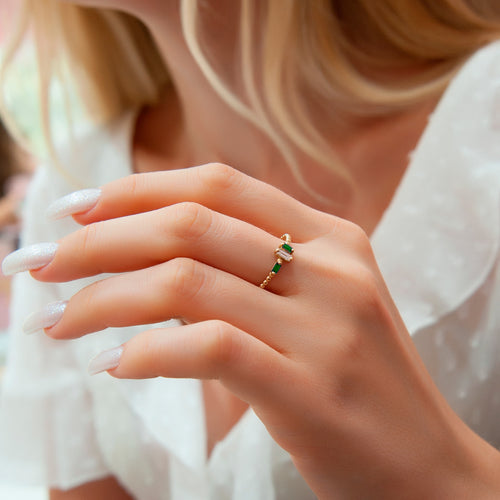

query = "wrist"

[
  {"left": 459, "top": 430, "right": 500, "bottom": 498},
  {"left": 422, "top": 422, "right": 500, "bottom": 500},
  {"left": 373, "top": 418, "right": 500, "bottom": 500}
]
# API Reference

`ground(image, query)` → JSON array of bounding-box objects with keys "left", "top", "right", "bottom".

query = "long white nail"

[
  {"left": 23, "top": 301, "right": 68, "bottom": 335},
  {"left": 46, "top": 188, "right": 101, "bottom": 220},
  {"left": 88, "top": 346, "right": 124, "bottom": 375},
  {"left": 2, "top": 242, "right": 58, "bottom": 276}
]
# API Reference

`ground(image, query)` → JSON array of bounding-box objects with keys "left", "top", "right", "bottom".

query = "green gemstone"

[
  {"left": 282, "top": 243, "right": 293, "bottom": 254},
  {"left": 272, "top": 262, "right": 282, "bottom": 273}
]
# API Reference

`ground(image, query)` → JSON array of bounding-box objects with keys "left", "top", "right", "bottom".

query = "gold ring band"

[{"left": 260, "top": 234, "right": 294, "bottom": 289}]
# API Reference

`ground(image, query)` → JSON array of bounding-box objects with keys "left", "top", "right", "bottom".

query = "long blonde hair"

[{"left": 2, "top": 0, "right": 500, "bottom": 187}]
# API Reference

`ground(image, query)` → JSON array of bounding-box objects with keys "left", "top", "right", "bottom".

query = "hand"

[{"left": 11, "top": 164, "right": 500, "bottom": 498}]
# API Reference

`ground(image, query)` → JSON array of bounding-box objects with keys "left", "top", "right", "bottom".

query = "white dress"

[{"left": 1, "top": 41, "right": 500, "bottom": 499}]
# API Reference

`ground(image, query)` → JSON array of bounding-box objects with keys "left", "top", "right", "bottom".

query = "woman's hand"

[{"left": 7, "top": 163, "right": 500, "bottom": 498}]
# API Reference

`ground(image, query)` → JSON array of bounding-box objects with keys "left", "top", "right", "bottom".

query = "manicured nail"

[
  {"left": 88, "top": 346, "right": 124, "bottom": 375},
  {"left": 1, "top": 242, "right": 59, "bottom": 276},
  {"left": 46, "top": 188, "right": 101, "bottom": 220},
  {"left": 23, "top": 301, "right": 68, "bottom": 335}
]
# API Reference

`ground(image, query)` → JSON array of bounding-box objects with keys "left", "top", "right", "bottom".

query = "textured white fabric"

[{"left": 0, "top": 41, "right": 500, "bottom": 499}]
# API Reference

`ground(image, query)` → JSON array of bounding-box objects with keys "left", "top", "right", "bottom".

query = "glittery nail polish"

[
  {"left": 88, "top": 346, "right": 124, "bottom": 375},
  {"left": 1, "top": 242, "right": 59, "bottom": 276},
  {"left": 23, "top": 301, "right": 68, "bottom": 335},
  {"left": 46, "top": 188, "right": 101, "bottom": 220}
]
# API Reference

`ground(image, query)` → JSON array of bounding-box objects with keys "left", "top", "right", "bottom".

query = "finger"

[
  {"left": 97, "top": 320, "right": 297, "bottom": 413},
  {"left": 44, "top": 258, "right": 294, "bottom": 350},
  {"left": 33, "top": 202, "right": 302, "bottom": 294},
  {"left": 65, "top": 163, "right": 334, "bottom": 240}
]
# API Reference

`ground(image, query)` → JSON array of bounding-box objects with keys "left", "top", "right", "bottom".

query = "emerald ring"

[{"left": 259, "top": 234, "right": 294, "bottom": 289}]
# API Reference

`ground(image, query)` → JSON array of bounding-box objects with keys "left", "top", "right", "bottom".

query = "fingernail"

[
  {"left": 23, "top": 301, "right": 68, "bottom": 335},
  {"left": 2, "top": 242, "right": 59, "bottom": 276},
  {"left": 88, "top": 346, "right": 124, "bottom": 375},
  {"left": 46, "top": 188, "right": 101, "bottom": 220}
]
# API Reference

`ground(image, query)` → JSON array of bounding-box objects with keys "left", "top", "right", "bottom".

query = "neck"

[
  {"left": 133, "top": 4, "right": 436, "bottom": 228},
  {"left": 138, "top": 2, "right": 275, "bottom": 176}
]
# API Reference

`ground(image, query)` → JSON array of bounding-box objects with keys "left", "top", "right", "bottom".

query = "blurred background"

[
  {"left": 0, "top": 0, "right": 35, "bottom": 370},
  {"left": 0, "top": 1, "right": 70, "bottom": 498}
]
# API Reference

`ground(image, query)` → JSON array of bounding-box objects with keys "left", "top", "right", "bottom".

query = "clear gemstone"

[{"left": 275, "top": 249, "right": 293, "bottom": 262}]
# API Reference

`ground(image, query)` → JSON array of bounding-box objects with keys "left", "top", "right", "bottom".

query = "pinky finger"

[{"left": 88, "top": 320, "right": 292, "bottom": 408}]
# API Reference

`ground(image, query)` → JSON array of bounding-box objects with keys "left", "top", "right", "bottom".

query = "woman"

[{"left": 1, "top": 1, "right": 500, "bottom": 498}]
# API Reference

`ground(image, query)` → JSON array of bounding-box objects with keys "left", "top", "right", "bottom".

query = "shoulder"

[
  {"left": 437, "top": 40, "right": 500, "bottom": 117},
  {"left": 436, "top": 41, "right": 500, "bottom": 138},
  {"left": 473, "top": 38, "right": 500, "bottom": 65},
  {"left": 462, "top": 39, "right": 500, "bottom": 70},
  {"left": 372, "top": 42, "right": 500, "bottom": 334},
  {"left": 450, "top": 40, "right": 500, "bottom": 94},
  {"left": 420, "top": 41, "right": 500, "bottom": 182}
]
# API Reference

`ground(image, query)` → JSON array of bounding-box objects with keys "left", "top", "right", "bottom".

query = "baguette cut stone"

[
  {"left": 260, "top": 234, "right": 293, "bottom": 288},
  {"left": 276, "top": 248, "right": 293, "bottom": 262}
]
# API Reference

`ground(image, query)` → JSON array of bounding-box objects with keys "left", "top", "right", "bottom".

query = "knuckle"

[
  {"left": 79, "top": 222, "right": 100, "bottom": 256},
  {"left": 349, "top": 264, "right": 390, "bottom": 321},
  {"left": 113, "top": 173, "right": 145, "bottom": 202},
  {"left": 323, "top": 214, "right": 343, "bottom": 237},
  {"left": 170, "top": 202, "right": 212, "bottom": 242},
  {"left": 75, "top": 279, "right": 108, "bottom": 330},
  {"left": 134, "top": 331, "right": 161, "bottom": 375},
  {"left": 345, "top": 222, "right": 373, "bottom": 256},
  {"left": 123, "top": 173, "right": 142, "bottom": 199},
  {"left": 167, "top": 257, "right": 208, "bottom": 303},
  {"left": 350, "top": 262, "right": 377, "bottom": 291},
  {"left": 198, "top": 162, "right": 240, "bottom": 193},
  {"left": 204, "top": 320, "right": 240, "bottom": 371},
  {"left": 345, "top": 220, "right": 368, "bottom": 243}
]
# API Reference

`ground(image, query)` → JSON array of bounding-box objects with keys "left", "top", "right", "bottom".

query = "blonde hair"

[{"left": 2, "top": 0, "right": 500, "bottom": 189}]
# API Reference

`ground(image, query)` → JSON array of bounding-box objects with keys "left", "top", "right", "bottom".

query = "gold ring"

[{"left": 259, "top": 234, "right": 294, "bottom": 289}]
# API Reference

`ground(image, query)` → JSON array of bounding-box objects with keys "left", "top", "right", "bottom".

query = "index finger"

[{"left": 48, "top": 163, "right": 334, "bottom": 241}]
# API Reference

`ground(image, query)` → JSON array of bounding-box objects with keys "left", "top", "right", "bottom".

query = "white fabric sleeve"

[{"left": 0, "top": 166, "right": 111, "bottom": 489}]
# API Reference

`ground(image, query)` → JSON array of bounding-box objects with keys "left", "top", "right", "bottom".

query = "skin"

[
  {"left": 40, "top": 166, "right": 500, "bottom": 499},
  {"left": 26, "top": 0, "right": 500, "bottom": 498}
]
